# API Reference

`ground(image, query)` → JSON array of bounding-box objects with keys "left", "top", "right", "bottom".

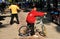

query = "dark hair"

[
  {"left": 32, "top": 6, "right": 36, "bottom": 8},
  {"left": 11, "top": 2, "right": 16, "bottom": 5}
]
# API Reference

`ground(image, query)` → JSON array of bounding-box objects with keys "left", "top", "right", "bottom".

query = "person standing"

[{"left": 9, "top": 3, "right": 20, "bottom": 25}]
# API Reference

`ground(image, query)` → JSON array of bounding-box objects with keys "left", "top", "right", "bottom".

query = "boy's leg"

[
  {"left": 30, "top": 23, "right": 35, "bottom": 36},
  {"left": 27, "top": 23, "right": 35, "bottom": 36},
  {"left": 15, "top": 14, "right": 19, "bottom": 24},
  {"left": 27, "top": 22, "right": 30, "bottom": 27},
  {"left": 10, "top": 14, "right": 14, "bottom": 25}
]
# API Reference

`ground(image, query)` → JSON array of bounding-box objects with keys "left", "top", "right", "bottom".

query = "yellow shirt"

[{"left": 9, "top": 5, "right": 20, "bottom": 14}]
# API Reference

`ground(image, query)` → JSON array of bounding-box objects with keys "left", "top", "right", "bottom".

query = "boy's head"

[{"left": 32, "top": 7, "right": 37, "bottom": 11}]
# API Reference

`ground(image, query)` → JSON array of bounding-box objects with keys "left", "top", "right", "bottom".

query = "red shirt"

[{"left": 26, "top": 10, "right": 45, "bottom": 23}]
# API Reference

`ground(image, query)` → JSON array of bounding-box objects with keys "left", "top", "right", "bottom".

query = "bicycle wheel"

[
  {"left": 18, "top": 26, "right": 30, "bottom": 36},
  {"left": 41, "top": 25, "right": 47, "bottom": 36}
]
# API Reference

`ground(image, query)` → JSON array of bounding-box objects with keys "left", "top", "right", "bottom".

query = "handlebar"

[{"left": 36, "top": 12, "right": 47, "bottom": 24}]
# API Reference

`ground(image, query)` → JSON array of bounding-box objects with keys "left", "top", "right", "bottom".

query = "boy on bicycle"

[{"left": 26, "top": 7, "right": 47, "bottom": 37}]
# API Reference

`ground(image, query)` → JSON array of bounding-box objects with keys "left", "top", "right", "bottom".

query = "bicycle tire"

[
  {"left": 41, "top": 25, "right": 46, "bottom": 36},
  {"left": 18, "top": 26, "right": 30, "bottom": 36}
]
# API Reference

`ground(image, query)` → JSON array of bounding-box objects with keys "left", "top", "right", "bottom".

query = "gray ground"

[{"left": 0, "top": 11, "right": 60, "bottom": 39}]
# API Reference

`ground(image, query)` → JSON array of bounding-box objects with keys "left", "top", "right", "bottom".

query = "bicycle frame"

[{"left": 36, "top": 15, "right": 47, "bottom": 36}]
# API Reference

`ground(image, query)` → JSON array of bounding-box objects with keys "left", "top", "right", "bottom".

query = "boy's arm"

[
  {"left": 8, "top": 6, "right": 11, "bottom": 9},
  {"left": 44, "top": 12, "right": 47, "bottom": 15},
  {"left": 16, "top": 6, "right": 21, "bottom": 10},
  {"left": 35, "top": 12, "right": 47, "bottom": 17}
]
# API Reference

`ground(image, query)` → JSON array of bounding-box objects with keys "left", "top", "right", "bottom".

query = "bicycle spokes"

[{"left": 41, "top": 25, "right": 47, "bottom": 36}]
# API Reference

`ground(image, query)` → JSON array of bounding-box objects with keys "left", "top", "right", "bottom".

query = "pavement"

[{"left": 0, "top": 11, "right": 60, "bottom": 39}]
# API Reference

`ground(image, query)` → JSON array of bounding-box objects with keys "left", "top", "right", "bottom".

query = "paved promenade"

[{"left": 0, "top": 11, "right": 60, "bottom": 39}]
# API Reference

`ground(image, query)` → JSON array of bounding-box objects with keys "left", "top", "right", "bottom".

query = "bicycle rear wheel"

[{"left": 18, "top": 26, "right": 30, "bottom": 36}]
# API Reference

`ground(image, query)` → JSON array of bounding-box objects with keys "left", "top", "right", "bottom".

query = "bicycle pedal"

[
  {"left": 42, "top": 35, "right": 47, "bottom": 37},
  {"left": 18, "top": 34, "right": 23, "bottom": 36},
  {"left": 18, "top": 33, "right": 25, "bottom": 36},
  {"left": 40, "top": 33, "right": 46, "bottom": 37}
]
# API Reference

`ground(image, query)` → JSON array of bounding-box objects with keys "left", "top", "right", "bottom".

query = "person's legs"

[
  {"left": 10, "top": 14, "right": 14, "bottom": 25},
  {"left": 27, "top": 22, "right": 35, "bottom": 36},
  {"left": 15, "top": 14, "right": 19, "bottom": 24},
  {"left": 30, "top": 23, "right": 35, "bottom": 36}
]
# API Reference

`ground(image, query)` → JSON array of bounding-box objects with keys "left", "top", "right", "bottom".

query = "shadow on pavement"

[
  {"left": 0, "top": 22, "right": 10, "bottom": 28},
  {"left": 0, "top": 16, "right": 6, "bottom": 21},
  {"left": 55, "top": 25, "right": 60, "bottom": 33},
  {"left": 0, "top": 15, "right": 10, "bottom": 21}
]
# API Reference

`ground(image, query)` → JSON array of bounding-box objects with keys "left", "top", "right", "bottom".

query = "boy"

[
  {"left": 26, "top": 7, "right": 47, "bottom": 37},
  {"left": 9, "top": 3, "right": 20, "bottom": 25}
]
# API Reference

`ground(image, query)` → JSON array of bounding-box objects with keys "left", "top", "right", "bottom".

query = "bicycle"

[
  {"left": 36, "top": 15, "right": 47, "bottom": 36},
  {"left": 18, "top": 15, "right": 47, "bottom": 37}
]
